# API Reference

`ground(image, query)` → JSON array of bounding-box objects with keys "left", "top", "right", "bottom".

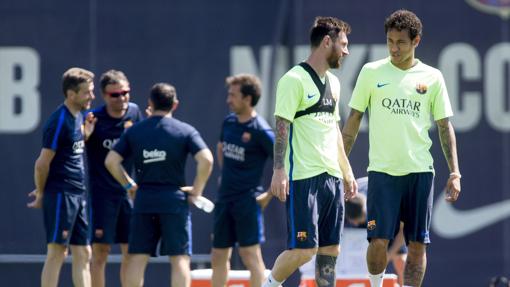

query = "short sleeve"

[
  {"left": 431, "top": 71, "right": 454, "bottom": 121},
  {"left": 349, "top": 65, "right": 372, "bottom": 113},
  {"left": 42, "top": 110, "right": 65, "bottom": 150},
  {"left": 188, "top": 129, "right": 208, "bottom": 156},
  {"left": 274, "top": 73, "right": 303, "bottom": 122},
  {"left": 113, "top": 130, "right": 132, "bottom": 159},
  {"left": 260, "top": 127, "right": 275, "bottom": 158}
]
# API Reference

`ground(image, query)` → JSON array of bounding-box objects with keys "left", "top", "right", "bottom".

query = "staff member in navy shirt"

[
  {"left": 28, "top": 67, "right": 95, "bottom": 287},
  {"left": 85, "top": 70, "right": 143, "bottom": 287},
  {"left": 105, "top": 83, "right": 213, "bottom": 287},
  {"left": 211, "top": 74, "right": 274, "bottom": 287}
]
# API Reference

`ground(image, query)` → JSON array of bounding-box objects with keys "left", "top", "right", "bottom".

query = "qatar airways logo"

[
  {"left": 223, "top": 142, "right": 245, "bottom": 162},
  {"left": 143, "top": 149, "right": 166, "bottom": 164},
  {"left": 73, "top": 140, "right": 85, "bottom": 154},
  {"left": 382, "top": 98, "right": 421, "bottom": 118},
  {"left": 102, "top": 138, "right": 119, "bottom": 150}
]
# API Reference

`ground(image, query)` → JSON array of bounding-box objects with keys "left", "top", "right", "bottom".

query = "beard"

[{"left": 327, "top": 52, "right": 342, "bottom": 69}]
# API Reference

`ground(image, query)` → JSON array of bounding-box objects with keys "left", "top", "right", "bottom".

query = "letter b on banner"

[{"left": 0, "top": 47, "right": 40, "bottom": 133}]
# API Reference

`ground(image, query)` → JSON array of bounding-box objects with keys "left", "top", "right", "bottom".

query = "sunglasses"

[{"left": 107, "top": 90, "right": 130, "bottom": 98}]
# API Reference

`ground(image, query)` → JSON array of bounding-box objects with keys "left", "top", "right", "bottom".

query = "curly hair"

[
  {"left": 384, "top": 9, "right": 422, "bottom": 40},
  {"left": 310, "top": 16, "right": 351, "bottom": 48}
]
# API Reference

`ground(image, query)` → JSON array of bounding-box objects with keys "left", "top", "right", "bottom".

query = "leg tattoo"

[{"left": 315, "top": 255, "right": 337, "bottom": 287}]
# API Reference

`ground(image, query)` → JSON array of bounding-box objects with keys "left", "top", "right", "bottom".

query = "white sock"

[
  {"left": 262, "top": 273, "right": 283, "bottom": 287},
  {"left": 368, "top": 270, "right": 385, "bottom": 287}
]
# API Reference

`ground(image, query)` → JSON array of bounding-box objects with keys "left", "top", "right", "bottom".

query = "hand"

[
  {"left": 180, "top": 186, "right": 199, "bottom": 197},
  {"left": 256, "top": 191, "right": 273, "bottom": 210},
  {"left": 343, "top": 173, "right": 358, "bottom": 201},
  {"left": 271, "top": 168, "right": 289, "bottom": 202},
  {"left": 145, "top": 106, "right": 152, "bottom": 117},
  {"left": 127, "top": 183, "right": 138, "bottom": 200},
  {"left": 187, "top": 194, "right": 198, "bottom": 205},
  {"left": 445, "top": 176, "right": 461, "bottom": 202},
  {"left": 27, "top": 189, "right": 42, "bottom": 209},
  {"left": 84, "top": 112, "right": 97, "bottom": 140}
]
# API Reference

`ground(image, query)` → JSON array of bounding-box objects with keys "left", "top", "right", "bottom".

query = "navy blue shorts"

[
  {"left": 90, "top": 196, "right": 131, "bottom": 244},
  {"left": 212, "top": 196, "right": 264, "bottom": 248},
  {"left": 128, "top": 211, "right": 191, "bottom": 256},
  {"left": 43, "top": 192, "right": 89, "bottom": 246},
  {"left": 367, "top": 171, "right": 434, "bottom": 244},
  {"left": 287, "top": 172, "right": 344, "bottom": 249}
]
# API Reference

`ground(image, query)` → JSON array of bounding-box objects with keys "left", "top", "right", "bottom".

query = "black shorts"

[
  {"left": 43, "top": 192, "right": 89, "bottom": 246},
  {"left": 367, "top": 171, "right": 434, "bottom": 244},
  {"left": 212, "top": 196, "right": 264, "bottom": 248},
  {"left": 128, "top": 211, "right": 191, "bottom": 256},
  {"left": 90, "top": 196, "right": 131, "bottom": 244},
  {"left": 286, "top": 172, "right": 344, "bottom": 249}
]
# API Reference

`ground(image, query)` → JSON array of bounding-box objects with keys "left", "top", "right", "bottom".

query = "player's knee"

[
  {"left": 292, "top": 247, "right": 318, "bottom": 265},
  {"left": 72, "top": 246, "right": 92, "bottom": 264},
  {"left": 369, "top": 238, "right": 389, "bottom": 251},
  {"left": 407, "top": 242, "right": 426, "bottom": 259},
  {"left": 92, "top": 244, "right": 111, "bottom": 263},
  {"left": 211, "top": 248, "right": 231, "bottom": 266},
  {"left": 318, "top": 245, "right": 340, "bottom": 257}
]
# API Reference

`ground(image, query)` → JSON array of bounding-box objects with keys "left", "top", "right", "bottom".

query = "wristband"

[
  {"left": 123, "top": 182, "right": 133, "bottom": 191},
  {"left": 449, "top": 172, "right": 461, "bottom": 179}
]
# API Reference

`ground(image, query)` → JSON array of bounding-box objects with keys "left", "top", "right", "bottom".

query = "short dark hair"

[
  {"left": 345, "top": 193, "right": 366, "bottom": 222},
  {"left": 150, "top": 83, "right": 177, "bottom": 112},
  {"left": 310, "top": 16, "right": 351, "bottom": 48},
  {"left": 62, "top": 67, "right": 94, "bottom": 97},
  {"left": 100, "top": 69, "right": 129, "bottom": 92},
  {"left": 225, "top": 74, "right": 262, "bottom": 107},
  {"left": 384, "top": 9, "right": 423, "bottom": 40}
]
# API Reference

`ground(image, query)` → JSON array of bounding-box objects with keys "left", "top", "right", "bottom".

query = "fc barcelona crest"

[
  {"left": 297, "top": 231, "right": 307, "bottom": 242},
  {"left": 124, "top": 120, "right": 133, "bottom": 129},
  {"left": 466, "top": 0, "right": 510, "bottom": 19},
  {"left": 416, "top": 83, "right": 428, "bottom": 95}
]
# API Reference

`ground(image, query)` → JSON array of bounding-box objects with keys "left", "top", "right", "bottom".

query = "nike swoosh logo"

[
  {"left": 377, "top": 83, "right": 390, "bottom": 88},
  {"left": 307, "top": 94, "right": 316, "bottom": 99},
  {"left": 431, "top": 190, "right": 510, "bottom": 238}
]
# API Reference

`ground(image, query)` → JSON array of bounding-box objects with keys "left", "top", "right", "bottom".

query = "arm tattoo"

[
  {"left": 273, "top": 116, "right": 290, "bottom": 169},
  {"left": 437, "top": 119, "right": 458, "bottom": 172},
  {"left": 342, "top": 133, "right": 356, "bottom": 156}
]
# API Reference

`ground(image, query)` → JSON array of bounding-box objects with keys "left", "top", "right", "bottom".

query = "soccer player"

[
  {"left": 211, "top": 74, "right": 274, "bottom": 287},
  {"left": 105, "top": 83, "right": 213, "bottom": 287},
  {"left": 263, "top": 17, "right": 357, "bottom": 287},
  {"left": 344, "top": 177, "right": 407, "bottom": 287},
  {"left": 342, "top": 9, "right": 461, "bottom": 287},
  {"left": 85, "top": 70, "right": 143, "bottom": 287},
  {"left": 28, "top": 67, "right": 95, "bottom": 287}
]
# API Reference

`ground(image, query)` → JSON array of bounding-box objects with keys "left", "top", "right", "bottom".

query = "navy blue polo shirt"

[
  {"left": 85, "top": 103, "right": 143, "bottom": 198},
  {"left": 42, "top": 104, "right": 86, "bottom": 195},
  {"left": 113, "top": 115, "right": 208, "bottom": 213},
  {"left": 218, "top": 114, "right": 274, "bottom": 201}
]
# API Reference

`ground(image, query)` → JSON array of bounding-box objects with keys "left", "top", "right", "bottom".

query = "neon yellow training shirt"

[
  {"left": 349, "top": 57, "right": 453, "bottom": 175},
  {"left": 275, "top": 63, "right": 343, "bottom": 181}
]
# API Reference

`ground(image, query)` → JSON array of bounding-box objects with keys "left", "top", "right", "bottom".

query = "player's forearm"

[
  {"left": 337, "top": 126, "right": 355, "bottom": 179},
  {"left": 437, "top": 118, "right": 460, "bottom": 174},
  {"left": 216, "top": 142, "right": 224, "bottom": 169},
  {"left": 273, "top": 116, "right": 290, "bottom": 169},
  {"left": 192, "top": 149, "right": 214, "bottom": 196},
  {"left": 105, "top": 152, "right": 133, "bottom": 186},
  {"left": 341, "top": 109, "right": 364, "bottom": 156},
  {"left": 34, "top": 160, "right": 49, "bottom": 195}
]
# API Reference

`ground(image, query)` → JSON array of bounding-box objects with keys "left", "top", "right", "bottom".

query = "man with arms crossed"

[
  {"left": 105, "top": 83, "right": 213, "bottom": 287},
  {"left": 85, "top": 70, "right": 143, "bottom": 287},
  {"left": 211, "top": 74, "right": 274, "bottom": 287},
  {"left": 263, "top": 17, "right": 357, "bottom": 287},
  {"left": 28, "top": 67, "right": 95, "bottom": 287},
  {"left": 342, "top": 9, "right": 461, "bottom": 287}
]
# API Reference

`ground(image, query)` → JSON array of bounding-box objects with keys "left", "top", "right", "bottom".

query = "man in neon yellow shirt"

[
  {"left": 263, "top": 16, "right": 357, "bottom": 287},
  {"left": 342, "top": 10, "right": 462, "bottom": 287}
]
